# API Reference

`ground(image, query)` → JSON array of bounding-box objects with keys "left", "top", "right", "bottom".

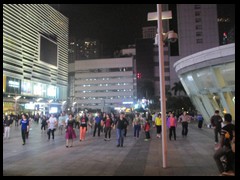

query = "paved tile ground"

[{"left": 3, "top": 121, "right": 221, "bottom": 176}]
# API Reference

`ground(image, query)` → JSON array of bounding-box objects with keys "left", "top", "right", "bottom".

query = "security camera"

[{"left": 167, "top": 31, "right": 178, "bottom": 43}]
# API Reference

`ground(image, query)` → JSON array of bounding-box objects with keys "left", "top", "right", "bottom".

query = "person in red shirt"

[
  {"left": 104, "top": 113, "right": 113, "bottom": 140},
  {"left": 144, "top": 119, "right": 151, "bottom": 141}
]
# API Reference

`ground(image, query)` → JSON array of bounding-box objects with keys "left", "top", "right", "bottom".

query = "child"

[{"left": 144, "top": 119, "right": 151, "bottom": 141}]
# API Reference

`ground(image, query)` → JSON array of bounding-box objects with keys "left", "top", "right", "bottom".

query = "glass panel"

[
  {"left": 195, "top": 67, "right": 217, "bottom": 89},
  {"left": 219, "top": 62, "right": 235, "bottom": 86}
]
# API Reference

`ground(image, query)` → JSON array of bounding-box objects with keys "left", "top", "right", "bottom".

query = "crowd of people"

[{"left": 3, "top": 109, "right": 235, "bottom": 176}]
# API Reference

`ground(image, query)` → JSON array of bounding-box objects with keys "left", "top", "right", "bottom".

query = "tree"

[{"left": 171, "top": 81, "right": 186, "bottom": 96}]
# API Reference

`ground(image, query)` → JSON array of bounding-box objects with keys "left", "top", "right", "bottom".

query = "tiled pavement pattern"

[{"left": 3, "top": 121, "right": 220, "bottom": 176}]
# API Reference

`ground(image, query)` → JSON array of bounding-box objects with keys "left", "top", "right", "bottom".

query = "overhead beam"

[{"left": 148, "top": 11, "right": 172, "bottom": 21}]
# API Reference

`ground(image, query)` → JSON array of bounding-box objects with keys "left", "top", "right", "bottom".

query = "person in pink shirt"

[{"left": 167, "top": 112, "right": 177, "bottom": 140}]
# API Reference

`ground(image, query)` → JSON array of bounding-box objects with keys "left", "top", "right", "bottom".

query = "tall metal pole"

[{"left": 157, "top": 4, "right": 167, "bottom": 168}]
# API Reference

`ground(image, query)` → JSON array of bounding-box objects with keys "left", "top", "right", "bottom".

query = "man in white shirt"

[{"left": 47, "top": 114, "right": 57, "bottom": 140}]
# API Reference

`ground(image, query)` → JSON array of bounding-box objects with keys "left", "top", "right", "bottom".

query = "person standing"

[
  {"left": 58, "top": 113, "right": 66, "bottom": 135},
  {"left": 104, "top": 113, "right": 113, "bottom": 140},
  {"left": 79, "top": 113, "right": 88, "bottom": 141},
  {"left": 132, "top": 113, "right": 142, "bottom": 139},
  {"left": 41, "top": 115, "right": 47, "bottom": 133},
  {"left": 114, "top": 112, "right": 128, "bottom": 147},
  {"left": 93, "top": 112, "right": 102, "bottom": 137},
  {"left": 123, "top": 114, "right": 129, "bottom": 137},
  {"left": 197, "top": 114, "right": 204, "bottom": 129},
  {"left": 20, "top": 114, "right": 29, "bottom": 145},
  {"left": 167, "top": 112, "right": 177, "bottom": 140},
  {"left": 210, "top": 110, "right": 223, "bottom": 144},
  {"left": 144, "top": 119, "right": 151, "bottom": 141},
  {"left": 155, "top": 113, "right": 162, "bottom": 138},
  {"left": 47, "top": 114, "right": 58, "bottom": 140},
  {"left": 178, "top": 110, "right": 191, "bottom": 137},
  {"left": 213, "top": 113, "right": 235, "bottom": 176},
  {"left": 3, "top": 115, "right": 13, "bottom": 139},
  {"left": 65, "top": 114, "right": 76, "bottom": 147}
]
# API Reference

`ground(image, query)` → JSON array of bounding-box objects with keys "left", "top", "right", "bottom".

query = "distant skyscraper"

[{"left": 69, "top": 38, "right": 101, "bottom": 63}]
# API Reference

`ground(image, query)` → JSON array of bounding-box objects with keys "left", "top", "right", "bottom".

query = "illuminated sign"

[
  {"left": 6, "top": 77, "right": 21, "bottom": 94},
  {"left": 9, "top": 80, "right": 20, "bottom": 88},
  {"left": 25, "top": 103, "right": 35, "bottom": 110},
  {"left": 122, "top": 101, "right": 133, "bottom": 104},
  {"left": 49, "top": 107, "right": 58, "bottom": 113}
]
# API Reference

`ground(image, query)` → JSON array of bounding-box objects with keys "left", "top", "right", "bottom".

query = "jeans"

[{"left": 116, "top": 128, "right": 124, "bottom": 146}]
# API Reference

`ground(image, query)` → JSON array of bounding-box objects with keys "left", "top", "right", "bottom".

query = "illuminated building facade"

[
  {"left": 174, "top": 43, "right": 235, "bottom": 123},
  {"left": 68, "top": 57, "right": 136, "bottom": 112},
  {"left": 3, "top": 4, "right": 69, "bottom": 114}
]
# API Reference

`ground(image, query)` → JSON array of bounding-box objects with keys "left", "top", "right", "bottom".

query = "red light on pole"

[{"left": 137, "top": 73, "right": 142, "bottom": 79}]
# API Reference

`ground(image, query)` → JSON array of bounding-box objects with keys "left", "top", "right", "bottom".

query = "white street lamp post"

[
  {"left": 157, "top": 4, "right": 167, "bottom": 168},
  {"left": 149, "top": 4, "right": 177, "bottom": 169}
]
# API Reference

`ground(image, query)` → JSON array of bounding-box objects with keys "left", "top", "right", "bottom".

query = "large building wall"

[
  {"left": 3, "top": 4, "right": 69, "bottom": 100},
  {"left": 174, "top": 43, "right": 235, "bottom": 123},
  {"left": 69, "top": 57, "right": 136, "bottom": 111},
  {"left": 177, "top": 4, "right": 219, "bottom": 57}
]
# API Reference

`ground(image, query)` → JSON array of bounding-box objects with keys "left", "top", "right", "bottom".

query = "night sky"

[
  {"left": 50, "top": 4, "right": 157, "bottom": 53},
  {"left": 50, "top": 4, "right": 235, "bottom": 54}
]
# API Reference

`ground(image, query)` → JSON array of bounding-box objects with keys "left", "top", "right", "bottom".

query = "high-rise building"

[
  {"left": 68, "top": 57, "right": 136, "bottom": 112},
  {"left": 69, "top": 38, "right": 101, "bottom": 63},
  {"left": 3, "top": 4, "right": 69, "bottom": 114}
]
